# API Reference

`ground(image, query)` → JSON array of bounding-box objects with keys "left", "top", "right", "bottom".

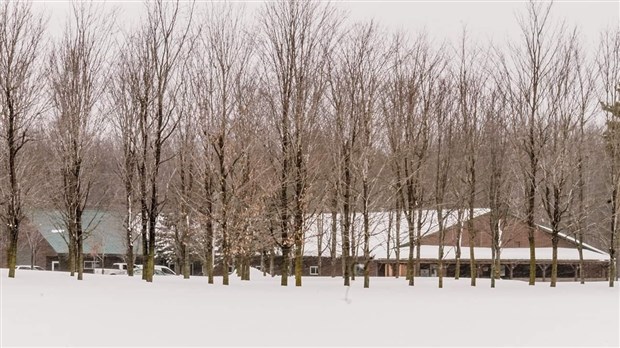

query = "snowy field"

[{"left": 1, "top": 268, "right": 618, "bottom": 347}]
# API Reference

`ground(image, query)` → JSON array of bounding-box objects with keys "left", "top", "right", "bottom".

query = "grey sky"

[
  {"left": 338, "top": 1, "right": 618, "bottom": 39},
  {"left": 36, "top": 0, "right": 618, "bottom": 46}
]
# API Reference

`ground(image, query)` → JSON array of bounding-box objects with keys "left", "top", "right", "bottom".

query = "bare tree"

[
  {"left": 171, "top": 80, "right": 196, "bottom": 279},
  {"left": 384, "top": 34, "right": 442, "bottom": 286},
  {"left": 482, "top": 87, "right": 510, "bottom": 288},
  {"left": 134, "top": 0, "right": 193, "bottom": 282},
  {"left": 108, "top": 41, "right": 141, "bottom": 277},
  {"left": 382, "top": 32, "right": 408, "bottom": 279},
  {"left": 567, "top": 48, "right": 596, "bottom": 285},
  {"left": 455, "top": 29, "right": 485, "bottom": 286},
  {"left": 432, "top": 78, "right": 455, "bottom": 289},
  {"left": 0, "top": 2, "right": 45, "bottom": 278},
  {"left": 229, "top": 81, "right": 265, "bottom": 280},
  {"left": 194, "top": 3, "right": 254, "bottom": 285},
  {"left": 259, "top": 0, "right": 340, "bottom": 286},
  {"left": 540, "top": 30, "right": 588, "bottom": 287},
  {"left": 505, "top": 1, "right": 562, "bottom": 285},
  {"left": 347, "top": 22, "right": 387, "bottom": 289},
  {"left": 326, "top": 22, "right": 370, "bottom": 287},
  {"left": 22, "top": 223, "right": 45, "bottom": 269},
  {"left": 47, "top": 3, "right": 111, "bottom": 280}
]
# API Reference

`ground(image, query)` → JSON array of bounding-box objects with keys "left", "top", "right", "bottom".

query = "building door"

[{"left": 52, "top": 261, "right": 59, "bottom": 271}]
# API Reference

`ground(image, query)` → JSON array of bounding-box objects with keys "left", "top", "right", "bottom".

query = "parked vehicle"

[
  {"left": 112, "top": 263, "right": 140, "bottom": 271},
  {"left": 133, "top": 268, "right": 166, "bottom": 276},
  {"left": 108, "top": 263, "right": 176, "bottom": 275},
  {"left": 15, "top": 265, "right": 45, "bottom": 271},
  {"left": 155, "top": 265, "right": 176, "bottom": 275},
  {"left": 132, "top": 265, "right": 176, "bottom": 275}
]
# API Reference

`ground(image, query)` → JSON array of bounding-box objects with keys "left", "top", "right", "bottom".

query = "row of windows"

[{"left": 309, "top": 264, "right": 365, "bottom": 276}]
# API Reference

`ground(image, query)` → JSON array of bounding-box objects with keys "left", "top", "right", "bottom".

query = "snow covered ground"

[{"left": 1, "top": 268, "right": 618, "bottom": 347}]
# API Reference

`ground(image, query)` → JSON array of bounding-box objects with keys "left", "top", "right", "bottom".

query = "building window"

[
  {"left": 309, "top": 266, "right": 319, "bottom": 275},
  {"left": 84, "top": 261, "right": 99, "bottom": 269},
  {"left": 355, "top": 263, "right": 365, "bottom": 276}
]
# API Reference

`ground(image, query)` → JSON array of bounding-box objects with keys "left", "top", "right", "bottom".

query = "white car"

[
  {"left": 133, "top": 264, "right": 176, "bottom": 275},
  {"left": 112, "top": 262, "right": 138, "bottom": 270},
  {"left": 16, "top": 265, "right": 45, "bottom": 271}
]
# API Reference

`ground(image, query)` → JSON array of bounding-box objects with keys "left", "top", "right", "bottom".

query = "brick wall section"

[
  {"left": 420, "top": 214, "right": 575, "bottom": 248},
  {"left": 250, "top": 256, "right": 377, "bottom": 277}
]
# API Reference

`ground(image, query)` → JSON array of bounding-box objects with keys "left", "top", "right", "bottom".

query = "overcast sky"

[
  {"left": 339, "top": 1, "right": 618, "bottom": 44},
  {"left": 35, "top": 0, "right": 619, "bottom": 49}
]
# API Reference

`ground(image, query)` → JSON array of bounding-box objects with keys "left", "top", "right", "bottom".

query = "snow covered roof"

[
  {"left": 302, "top": 209, "right": 610, "bottom": 261},
  {"left": 388, "top": 246, "right": 608, "bottom": 261},
  {"left": 302, "top": 209, "right": 490, "bottom": 259},
  {"left": 536, "top": 224, "right": 607, "bottom": 254}
]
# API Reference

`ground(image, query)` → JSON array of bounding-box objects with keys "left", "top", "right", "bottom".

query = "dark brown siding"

[{"left": 421, "top": 214, "right": 574, "bottom": 249}]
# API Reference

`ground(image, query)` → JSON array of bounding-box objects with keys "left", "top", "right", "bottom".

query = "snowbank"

[{"left": 1, "top": 268, "right": 618, "bottom": 347}]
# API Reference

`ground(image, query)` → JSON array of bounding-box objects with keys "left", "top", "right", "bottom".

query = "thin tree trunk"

[
  {"left": 527, "top": 137, "right": 538, "bottom": 287},
  {"left": 455, "top": 210, "right": 463, "bottom": 280},
  {"left": 205, "top": 173, "right": 214, "bottom": 284},
  {"left": 491, "top": 242, "right": 496, "bottom": 288},
  {"left": 330, "top": 185, "right": 338, "bottom": 278},
  {"left": 269, "top": 248, "right": 275, "bottom": 277},
  {"left": 125, "top": 199, "right": 135, "bottom": 277},
  {"left": 468, "top": 208, "right": 476, "bottom": 286},
  {"left": 415, "top": 209, "right": 422, "bottom": 277},
  {"left": 342, "top": 155, "right": 352, "bottom": 286},
  {"left": 609, "top": 190, "right": 617, "bottom": 287},
  {"left": 551, "top": 232, "right": 558, "bottom": 287},
  {"left": 317, "top": 217, "right": 323, "bottom": 276},
  {"left": 395, "top": 202, "right": 401, "bottom": 278},
  {"left": 437, "top": 210, "right": 445, "bottom": 289},
  {"left": 77, "top": 213, "right": 84, "bottom": 280},
  {"left": 363, "top": 175, "right": 370, "bottom": 288},
  {"left": 261, "top": 250, "right": 267, "bottom": 277}
]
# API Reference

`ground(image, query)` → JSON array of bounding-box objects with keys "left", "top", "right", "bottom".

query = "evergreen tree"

[{"left": 603, "top": 83, "right": 620, "bottom": 287}]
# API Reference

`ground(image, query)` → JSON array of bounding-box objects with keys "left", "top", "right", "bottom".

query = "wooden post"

[
  {"left": 573, "top": 264, "right": 578, "bottom": 282},
  {"left": 538, "top": 264, "right": 549, "bottom": 282},
  {"left": 508, "top": 263, "right": 516, "bottom": 279}
]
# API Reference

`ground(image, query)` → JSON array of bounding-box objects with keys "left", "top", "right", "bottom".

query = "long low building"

[
  {"left": 2, "top": 208, "right": 611, "bottom": 280},
  {"left": 301, "top": 209, "right": 611, "bottom": 280}
]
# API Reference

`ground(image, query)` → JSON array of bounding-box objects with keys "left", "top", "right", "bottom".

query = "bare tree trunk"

[
  {"left": 269, "top": 248, "right": 275, "bottom": 277},
  {"left": 342, "top": 159, "right": 352, "bottom": 286},
  {"left": 317, "top": 215, "right": 323, "bottom": 275},
  {"left": 455, "top": 209, "right": 463, "bottom": 280},
  {"left": 437, "top": 210, "right": 445, "bottom": 289},
  {"left": 415, "top": 209, "right": 423, "bottom": 277},
  {"left": 0, "top": 0, "right": 44, "bottom": 280},
  {"left": 362, "top": 165, "right": 370, "bottom": 288},
  {"left": 394, "top": 203, "right": 401, "bottom": 278},
  {"left": 331, "top": 189, "right": 338, "bottom": 278},
  {"left": 261, "top": 250, "right": 267, "bottom": 277},
  {"left": 76, "top": 215, "right": 84, "bottom": 280}
]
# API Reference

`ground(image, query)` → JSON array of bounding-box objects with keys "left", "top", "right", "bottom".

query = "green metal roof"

[{"left": 28, "top": 210, "right": 128, "bottom": 255}]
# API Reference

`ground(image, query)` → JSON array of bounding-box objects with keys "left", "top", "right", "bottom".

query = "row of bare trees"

[{"left": 1, "top": 1, "right": 618, "bottom": 288}]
